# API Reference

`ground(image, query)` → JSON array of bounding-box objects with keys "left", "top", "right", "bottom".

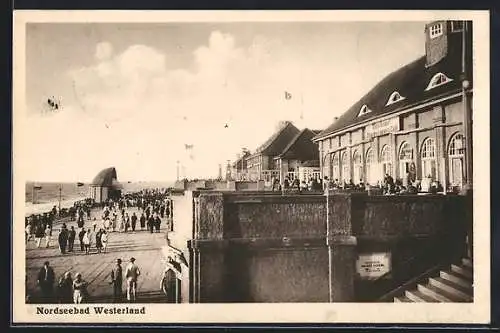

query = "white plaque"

[{"left": 356, "top": 252, "right": 392, "bottom": 280}]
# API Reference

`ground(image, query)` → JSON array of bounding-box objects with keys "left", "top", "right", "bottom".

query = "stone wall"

[{"left": 189, "top": 191, "right": 470, "bottom": 302}]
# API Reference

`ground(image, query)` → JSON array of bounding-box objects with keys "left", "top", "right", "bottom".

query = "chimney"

[
  {"left": 425, "top": 20, "right": 466, "bottom": 67},
  {"left": 276, "top": 120, "right": 289, "bottom": 131}
]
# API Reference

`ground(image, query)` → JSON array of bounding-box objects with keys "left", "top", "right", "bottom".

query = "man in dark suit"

[
  {"left": 37, "top": 261, "right": 55, "bottom": 303},
  {"left": 110, "top": 258, "right": 123, "bottom": 303}
]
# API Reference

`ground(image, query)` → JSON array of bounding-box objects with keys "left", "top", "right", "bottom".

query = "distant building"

[
  {"left": 239, "top": 122, "right": 322, "bottom": 184},
  {"left": 246, "top": 121, "right": 301, "bottom": 182},
  {"left": 231, "top": 149, "right": 251, "bottom": 180},
  {"left": 273, "top": 128, "right": 322, "bottom": 182},
  {"left": 313, "top": 20, "right": 473, "bottom": 192},
  {"left": 88, "top": 167, "right": 123, "bottom": 203}
]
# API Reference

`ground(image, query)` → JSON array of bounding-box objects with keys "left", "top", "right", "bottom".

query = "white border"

[{"left": 12, "top": 10, "right": 490, "bottom": 324}]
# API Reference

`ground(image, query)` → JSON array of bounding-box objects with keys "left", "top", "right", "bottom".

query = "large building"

[
  {"left": 238, "top": 121, "right": 321, "bottom": 184},
  {"left": 313, "top": 20, "right": 473, "bottom": 192}
]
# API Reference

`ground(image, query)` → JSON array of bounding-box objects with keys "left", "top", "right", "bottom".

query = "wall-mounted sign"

[
  {"left": 365, "top": 118, "right": 400, "bottom": 139},
  {"left": 399, "top": 147, "right": 413, "bottom": 160},
  {"left": 356, "top": 252, "right": 392, "bottom": 280}
]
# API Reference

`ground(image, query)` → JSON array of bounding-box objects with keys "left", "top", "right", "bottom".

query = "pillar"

[
  {"left": 390, "top": 133, "right": 397, "bottom": 179},
  {"left": 326, "top": 193, "right": 364, "bottom": 302},
  {"left": 194, "top": 193, "right": 227, "bottom": 302}
]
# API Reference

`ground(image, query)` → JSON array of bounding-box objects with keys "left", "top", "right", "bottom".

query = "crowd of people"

[
  {"left": 270, "top": 173, "right": 445, "bottom": 196},
  {"left": 26, "top": 188, "right": 177, "bottom": 304},
  {"left": 33, "top": 257, "right": 143, "bottom": 304}
]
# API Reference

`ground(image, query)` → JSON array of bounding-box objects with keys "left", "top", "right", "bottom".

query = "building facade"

[
  {"left": 313, "top": 20, "right": 473, "bottom": 192},
  {"left": 273, "top": 128, "right": 322, "bottom": 182},
  {"left": 245, "top": 121, "right": 301, "bottom": 182}
]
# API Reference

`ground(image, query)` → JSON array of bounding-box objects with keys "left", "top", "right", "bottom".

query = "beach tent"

[{"left": 88, "top": 167, "right": 123, "bottom": 203}]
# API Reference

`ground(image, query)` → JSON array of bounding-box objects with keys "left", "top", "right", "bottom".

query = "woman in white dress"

[
  {"left": 83, "top": 229, "right": 91, "bottom": 254},
  {"left": 101, "top": 230, "right": 108, "bottom": 253},
  {"left": 119, "top": 215, "right": 125, "bottom": 232}
]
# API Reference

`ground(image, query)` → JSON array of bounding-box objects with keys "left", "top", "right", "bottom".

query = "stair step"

[
  {"left": 451, "top": 264, "right": 473, "bottom": 280},
  {"left": 417, "top": 284, "right": 453, "bottom": 302},
  {"left": 428, "top": 277, "right": 473, "bottom": 302},
  {"left": 422, "top": 283, "right": 467, "bottom": 302},
  {"left": 440, "top": 270, "right": 473, "bottom": 290},
  {"left": 462, "top": 258, "right": 473, "bottom": 268},
  {"left": 394, "top": 295, "right": 413, "bottom": 302},
  {"left": 405, "top": 289, "right": 438, "bottom": 302}
]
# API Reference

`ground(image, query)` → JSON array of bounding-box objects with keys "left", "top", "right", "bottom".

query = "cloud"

[
  {"left": 27, "top": 30, "right": 353, "bottom": 181},
  {"left": 95, "top": 41, "right": 113, "bottom": 61}
]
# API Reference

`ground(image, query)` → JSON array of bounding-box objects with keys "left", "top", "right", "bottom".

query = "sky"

[{"left": 23, "top": 21, "right": 426, "bottom": 182}]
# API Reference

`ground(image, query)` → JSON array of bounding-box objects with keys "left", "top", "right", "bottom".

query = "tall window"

[
  {"left": 340, "top": 151, "right": 349, "bottom": 183},
  {"left": 380, "top": 145, "right": 392, "bottom": 177},
  {"left": 398, "top": 142, "right": 413, "bottom": 180},
  {"left": 421, "top": 138, "right": 437, "bottom": 180},
  {"left": 352, "top": 150, "right": 363, "bottom": 184},
  {"left": 365, "top": 148, "right": 377, "bottom": 185},
  {"left": 332, "top": 153, "right": 340, "bottom": 181},
  {"left": 448, "top": 133, "right": 465, "bottom": 187}
]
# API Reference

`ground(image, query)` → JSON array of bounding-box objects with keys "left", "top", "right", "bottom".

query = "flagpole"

[{"left": 58, "top": 184, "right": 62, "bottom": 212}]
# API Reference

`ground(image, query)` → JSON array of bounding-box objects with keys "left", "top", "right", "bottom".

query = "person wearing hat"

[
  {"left": 58, "top": 223, "right": 69, "bottom": 254},
  {"left": 110, "top": 258, "right": 123, "bottom": 302},
  {"left": 125, "top": 257, "right": 141, "bottom": 302},
  {"left": 58, "top": 271, "right": 73, "bottom": 303},
  {"left": 37, "top": 261, "right": 55, "bottom": 303}
]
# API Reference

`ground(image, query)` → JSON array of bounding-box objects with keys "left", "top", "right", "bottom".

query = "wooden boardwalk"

[{"left": 26, "top": 209, "right": 171, "bottom": 304}]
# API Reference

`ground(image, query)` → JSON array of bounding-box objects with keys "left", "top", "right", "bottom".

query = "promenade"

[{"left": 26, "top": 209, "right": 171, "bottom": 303}]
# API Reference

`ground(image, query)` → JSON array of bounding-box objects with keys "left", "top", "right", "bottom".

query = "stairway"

[{"left": 394, "top": 258, "right": 473, "bottom": 303}]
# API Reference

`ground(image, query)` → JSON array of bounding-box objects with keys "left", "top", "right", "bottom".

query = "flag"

[
  {"left": 184, "top": 144, "right": 193, "bottom": 150},
  {"left": 76, "top": 182, "right": 84, "bottom": 187},
  {"left": 33, "top": 185, "right": 42, "bottom": 190},
  {"left": 284, "top": 91, "right": 292, "bottom": 100}
]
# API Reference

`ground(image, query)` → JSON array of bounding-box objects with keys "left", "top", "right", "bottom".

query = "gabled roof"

[
  {"left": 277, "top": 128, "right": 319, "bottom": 161},
  {"left": 252, "top": 121, "right": 301, "bottom": 157},
  {"left": 314, "top": 29, "right": 471, "bottom": 141}
]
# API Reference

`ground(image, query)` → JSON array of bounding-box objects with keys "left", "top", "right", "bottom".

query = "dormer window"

[
  {"left": 386, "top": 91, "right": 406, "bottom": 106},
  {"left": 425, "top": 72, "right": 453, "bottom": 91},
  {"left": 429, "top": 23, "right": 443, "bottom": 39},
  {"left": 357, "top": 104, "right": 372, "bottom": 117}
]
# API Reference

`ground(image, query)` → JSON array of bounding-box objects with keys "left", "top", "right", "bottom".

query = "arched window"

[
  {"left": 425, "top": 72, "right": 453, "bottom": 91},
  {"left": 386, "top": 91, "right": 406, "bottom": 106},
  {"left": 448, "top": 133, "right": 465, "bottom": 187},
  {"left": 421, "top": 138, "right": 437, "bottom": 180},
  {"left": 380, "top": 145, "right": 392, "bottom": 177},
  {"left": 332, "top": 153, "right": 340, "bottom": 182},
  {"left": 357, "top": 104, "right": 372, "bottom": 117},
  {"left": 398, "top": 142, "right": 413, "bottom": 180},
  {"left": 340, "top": 151, "right": 349, "bottom": 183},
  {"left": 365, "top": 148, "right": 377, "bottom": 185},
  {"left": 352, "top": 150, "right": 363, "bottom": 184}
]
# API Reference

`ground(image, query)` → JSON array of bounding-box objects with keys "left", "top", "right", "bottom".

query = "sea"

[{"left": 25, "top": 181, "right": 175, "bottom": 216}]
